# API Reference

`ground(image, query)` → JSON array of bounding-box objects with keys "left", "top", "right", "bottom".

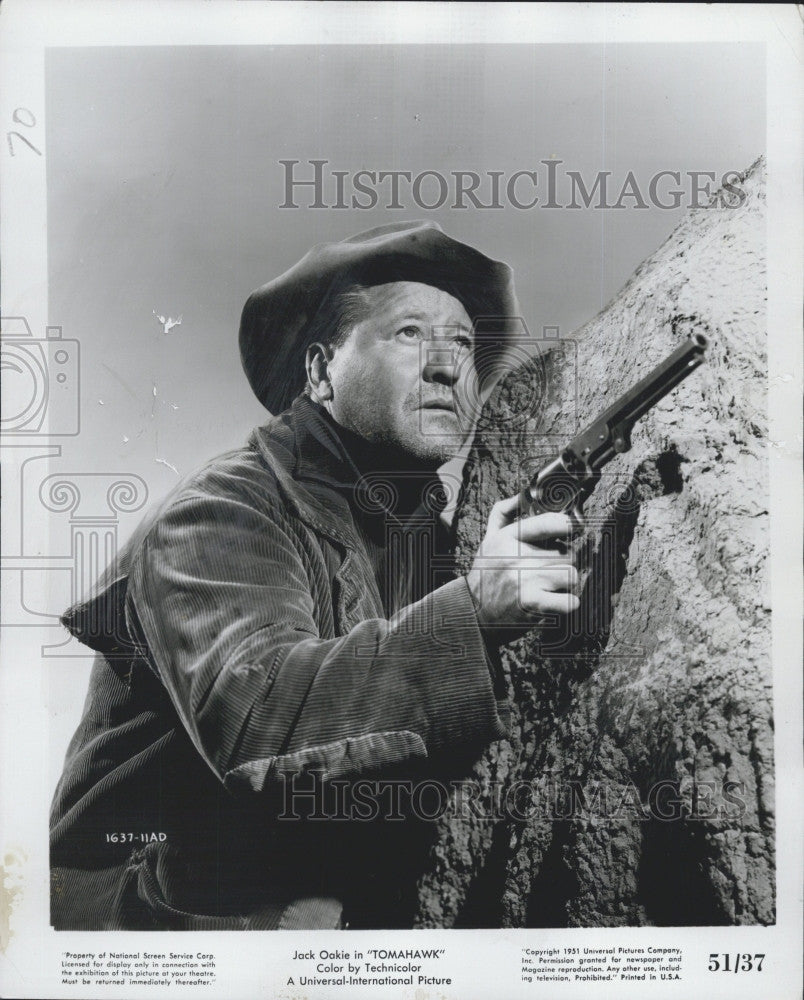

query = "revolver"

[{"left": 520, "top": 333, "right": 708, "bottom": 523}]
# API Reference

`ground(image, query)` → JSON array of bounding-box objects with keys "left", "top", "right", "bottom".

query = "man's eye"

[
  {"left": 454, "top": 335, "right": 474, "bottom": 350},
  {"left": 397, "top": 325, "right": 423, "bottom": 340}
]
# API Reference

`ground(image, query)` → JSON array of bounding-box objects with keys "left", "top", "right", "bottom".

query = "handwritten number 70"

[{"left": 7, "top": 108, "right": 42, "bottom": 157}]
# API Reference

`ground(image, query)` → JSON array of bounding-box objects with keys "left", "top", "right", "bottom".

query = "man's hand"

[{"left": 466, "top": 493, "right": 581, "bottom": 632}]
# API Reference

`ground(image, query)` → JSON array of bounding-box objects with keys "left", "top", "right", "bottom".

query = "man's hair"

[
  {"left": 315, "top": 283, "right": 371, "bottom": 350},
  {"left": 303, "top": 283, "right": 371, "bottom": 395}
]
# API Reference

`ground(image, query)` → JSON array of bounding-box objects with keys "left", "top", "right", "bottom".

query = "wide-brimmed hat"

[{"left": 239, "top": 221, "right": 521, "bottom": 414}]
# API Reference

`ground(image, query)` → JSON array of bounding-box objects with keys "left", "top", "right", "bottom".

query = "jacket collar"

[
  {"left": 291, "top": 396, "right": 364, "bottom": 492},
  {"left": 249, "top": 396, "right": 365, "bottom": 551},
  {"left": 251, "top": 395, "right": 451, "bottom": 551}
]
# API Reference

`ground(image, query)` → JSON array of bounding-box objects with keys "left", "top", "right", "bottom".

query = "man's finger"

[
  {"left": 520, "top": 566, "right": 579, "bottom": 593},
  {"left": 513, "top": 547, "right": 573, "bottom": 565},
  {"left": 521, "top": 590, "right": 580, "bottom": 616},
  {"left": 487, "top": 493, "right": 527, "bottom": 530},
  {"left": 488, "top": 493, "right": 526, "bottom": 530},
  {"left": 512, "top": 512, "right": 577, "bottom": 544}
]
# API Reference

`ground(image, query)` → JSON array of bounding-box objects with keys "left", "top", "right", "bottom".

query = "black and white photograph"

[{"left": 1, "top": 3, "right": 801, "bottom": 998}]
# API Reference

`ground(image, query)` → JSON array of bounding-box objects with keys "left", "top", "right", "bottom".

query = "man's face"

[{"left": 324, "top": 281, "right": 478, "bottom": 464}]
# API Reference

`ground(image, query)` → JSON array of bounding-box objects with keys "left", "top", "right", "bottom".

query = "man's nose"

[{"left": 421, "top": 343, "right": 460, "bottom": 386}]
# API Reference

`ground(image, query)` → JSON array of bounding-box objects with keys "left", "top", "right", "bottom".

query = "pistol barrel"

[
  {"left": 523, "top": 334, "right": 708, "bottom": 517},
  {"left": 568, "top": 334, "right": 708, "bottom": 470}
]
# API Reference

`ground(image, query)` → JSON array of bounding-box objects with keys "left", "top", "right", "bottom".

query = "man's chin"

[
  {"left": 413, "top": 410, "right": 471, "bottom": 454},
  {"left": 402, "top": 433, "right": 467, "bottom": 466},
  {"left": 371, "top": 413, "right": 473, "bottom": 466}
]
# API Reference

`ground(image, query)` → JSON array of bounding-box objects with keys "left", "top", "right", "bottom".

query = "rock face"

[{"left": 414, "top": 158, "right": 772, "bottom": 927}]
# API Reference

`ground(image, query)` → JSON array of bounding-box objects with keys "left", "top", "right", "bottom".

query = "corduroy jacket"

[{"left": 50, "top": 396, "right": 509, "bottom": 930}]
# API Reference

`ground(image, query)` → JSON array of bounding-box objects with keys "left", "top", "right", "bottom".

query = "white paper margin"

[{"left": 1, "top": 3, "right": 801, "bottom": 999}]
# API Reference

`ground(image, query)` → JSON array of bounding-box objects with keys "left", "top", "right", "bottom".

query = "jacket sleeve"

[{"left": 127, "top": 491, "right": 509, "bottom": 795}]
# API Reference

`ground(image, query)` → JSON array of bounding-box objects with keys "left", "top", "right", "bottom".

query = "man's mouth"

[{"left": 420, "top": 399, "right": 456, "bottom": 412}]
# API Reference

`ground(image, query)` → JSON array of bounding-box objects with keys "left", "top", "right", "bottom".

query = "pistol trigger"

[
  {"left": 568, "top": 504, "right": 585, "bottom": 536},
  {"left": 519, "top": 486, "right": 536, "bottom": 518},
  {"left": 611, "top": 423, "right": 632, "bottom": 454}
]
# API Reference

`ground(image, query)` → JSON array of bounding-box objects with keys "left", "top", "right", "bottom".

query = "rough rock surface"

[{"left": 414, "top": 158, "right": 772, "bottom": 927}]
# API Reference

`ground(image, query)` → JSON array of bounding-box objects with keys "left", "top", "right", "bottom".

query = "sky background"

[{"left": 45, "top": 42, "right": 765, "bottom": 500}]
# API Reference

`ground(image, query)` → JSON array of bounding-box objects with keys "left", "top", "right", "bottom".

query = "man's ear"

[{"left": 305, "top": 342, "right": 334, "bottom": 401}]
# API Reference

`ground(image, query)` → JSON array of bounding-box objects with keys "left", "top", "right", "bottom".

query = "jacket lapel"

[{"left": 249, "top": 399, "right": 385, "bottom": 626}]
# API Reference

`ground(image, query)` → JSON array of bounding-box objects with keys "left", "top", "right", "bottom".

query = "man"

[{"left": 50, "top": 222, "right": 579, "bottom": 930}]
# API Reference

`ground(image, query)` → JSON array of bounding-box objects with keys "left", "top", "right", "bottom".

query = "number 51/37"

[{"left": 708, "top": 953, "right": 765, "bottom": 972}]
